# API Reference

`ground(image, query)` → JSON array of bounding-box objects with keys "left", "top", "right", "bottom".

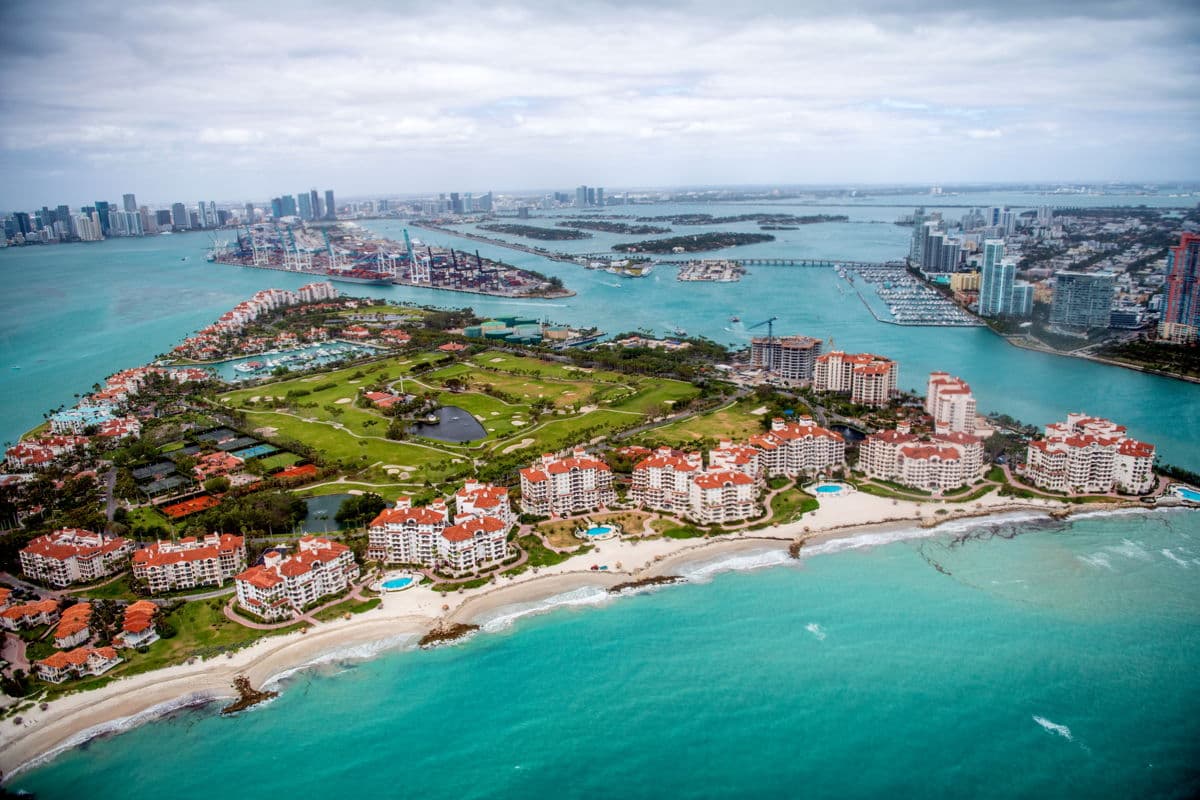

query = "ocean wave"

[
  {"left": 1077, "top": 553, "right": 1115, "bottom": 570},
  {"left": 1033, "top": 715, "right": 1074, "bottom": 741},
  {"left": 264, "top": 633, "right": 419, "bottom": 688},
  {"left": 1161, "top": 549, "right": 1190, "bottom": 569},
  {"left": 679, "top": 548, "right": 793, "bottom": 583},
  {"left": 1105, "top": 539, "right": 1153, "bottom": 562},
  {"left": 10, "top": 692, "right": 220, "bottom": 780},
  {"left": 802, "top": 511, "right": 1053, "bottom": 559},
  {"left": 805, "top": 623, "right": 827, "bottom": 641},
  {"left": 477, "top": 586, "right": 613, "bottom": 633}
]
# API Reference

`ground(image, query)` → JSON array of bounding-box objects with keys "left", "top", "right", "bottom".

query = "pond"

[
  {"left": 302, "top": 493, "right": 354, "bottom": 533},
  {"left": 830, "top": 424, "right": 866, "bottom": 443},
  {"left": 410, "top": 406, "right": 488, "bottom": 443}
]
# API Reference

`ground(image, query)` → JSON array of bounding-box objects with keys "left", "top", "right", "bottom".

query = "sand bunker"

[
  {"left": 335, "top": 398, "right": 352, "bottom": 404},
  {"left": 502, "top": 437, "right": 536, "bottom": 454},
  {"left": 750, "top": 406, "right": 769, "bottom": 415}
]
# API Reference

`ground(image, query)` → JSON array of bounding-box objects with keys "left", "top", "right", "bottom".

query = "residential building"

[
  {"left": 1160, "top": 232, "right": 1200, "bottom": 343},
  {"left": 978, "top": 240, "right": 1013, "bottom": 317},
  {"left": 750, "top": 335, "right": 822, "bottom": 382},
  {"left": 235, "top": 537, "right": 360, "bottom": 621},
  {"left": 1010, "top": 281, "right": 1034, "bottom": 317},
  {"left": 455, "top": 480, "right": 516, "bottom": 530},
  {"left": 116, "top": 600, "right": 160, "bottom": 649},
  {"left": 1050, "top": 271, "right": 1115, "bottom": 331},
  {"left": 35, "top": 646, "right": 121, "bottom": 684},
  {"left": 20, "top": 529, "right": 133, "bottom": 587},
  {"left": 925, "top": 372, "right": 977, "bottom": 434},
  {"left": 708, "top": 440, "right": 763, "bottom": 482},
  {"left": 813, "top": 352, "right": 898, "bottom": 407},
  {"left": 631, "top": 449, "right": 702, "bottom": 515},
  {"left": 858, "top": 427, "right": 984, "bottom": 492},
  {"left": 53, "top": 602, "right": 93, "bottom": 649},
  {"left": 440, "top": 516, "right": 509, "bottom": 573},
  {"left": 324, "top": 189, "right": 336, "bottom": 220},
  {"left": 689, "top": 470, "right": 758, "bottom": 525},
  {"left": 1024, "top": 414, "right": 1155, "bottom": 495},
  {"left": 171, "top": 202, "right": 189, "bottom": 230},
  {"left": 131, "top": 533, "right": 247, "bottom": 593},
  {"left": 748, "top": 418, "right": 845, "bottom": 478},
  {"left": 0, "top": 599, "right": 60, "bottom": 631},
  {"left": 367, "top": 498, "right": 451, "bottom": 564},
  {"left": 519, "top": 448, "right": 616, "bottom": 517}
]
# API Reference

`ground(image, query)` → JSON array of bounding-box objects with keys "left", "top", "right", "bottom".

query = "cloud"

[{"left": 0, "top": 0, "right": 1197, "bottom": 206}]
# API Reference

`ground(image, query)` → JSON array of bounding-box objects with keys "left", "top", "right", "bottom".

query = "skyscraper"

[
  {"left": 978, "top": 240, "right": 1012, "bottom": 317},
  {"left": 271, "top": 197, "right": 283, "bottom": 218},
  {"left": 450, "top": 192, "right": 463, "bottom": 214},
  {"left": 94, "top": 201, "right": 111, "bottom": 235},
  {"left": 1160, "top": 232, "right": 1200, "bottom": 343},
  {"left": 244, "top": 202, "right": 255, "bottom": 223},
  {"left": 309, "top": 189, "right": 321, "bottom": 220},
  {"left": 1050, "top": 271, "right": 1115, "bottom": 331},
  {"left": 324, "top": 190, "right": 335, "bottom": 220},
  {"left": 575, "top": 185, "right": 588, "bottom": 207},
  {"left": 298, "top": 191, "right": 313, "bottom": 221},
  {"left": 196, "top": 201, "right": 208, "bottom": 228},
  {"left": 280, "top": 195, "right": 298, "bottom": 217},
  {"left": 596, "top": 188, "right": 604, "bottom": 206},
  {"left": 122, "top": 193, "right": 137, "bottom": 213}
]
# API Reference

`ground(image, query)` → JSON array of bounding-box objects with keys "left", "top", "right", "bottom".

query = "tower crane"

[{"left": 748, "top": 316, "right": 779, "bottom": 373}]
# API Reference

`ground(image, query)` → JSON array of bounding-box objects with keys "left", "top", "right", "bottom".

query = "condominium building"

[
  {"left": 1160, "top": 232, "right": 1200, "bottom": 343},
  {"left": 519, "top": 448, "right": 616, "bottom": 517},
  {"left": 35, "top": 646, "right": 121, "bottom": 684},
  {"left": 1050, "top": 271, "right": 1115, "bottom": 331},
  {"left": 20, "top": 529, "right": 134, "bottom": 587},
  {"left": 978, "top": 240, "right": 1013, "bottom": 317},
  {"left": 116, "top": 600, "right": 160, "bottom": 649},
  {"left": 53, "top": 602, "right": 93, "bottom": 649},
  {"left": 858, "top": 427, "right": 984, "bottom": 492},
  {"left": 631, "top": 448, "right": 702, "bottom": 515},
  {"left": 925, "top": 372, "right": 977, "bottom": 434},
  {"left": 1024, "top": 414, "right": 1155, "bottom": 495},
  {"left": 0, "top": 599, "right": 60, "bottom": 631},
  {"left": 688, "top": 470, "right": 758, "bottom": 525},
  {"left": 748, "top": 418, "right": 846, "bottom": 478},
  {"left": 455, "top": 480, "right": 516, "bottom": 529},
  {"left": 235, "top": 537, "right": 360, "bottom": 621},
  {"left": 750, "top": 335, "right": 823, "bottom": 382},
  {"left": 813, "top": 352, "right": 898, "bottom": 407},
  {"left": 367, "top": 498, "right": 451, "bottom": 564},
  {"left": 131, "top": 534, "right": 247, "bottom": 594},
  {"left": 440, "top": 516, "right": 509, "bottom": 573},
  {"left": 708, "top": 440, "right": 763, "bottom": 482}
]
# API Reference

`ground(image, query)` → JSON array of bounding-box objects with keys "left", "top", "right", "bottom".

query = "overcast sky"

[{"left": 2, "top": 0, "right": 1198, "bottom": 208}]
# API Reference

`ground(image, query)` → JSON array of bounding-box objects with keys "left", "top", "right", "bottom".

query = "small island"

[
  {"left": 479, "top": 223, "right": 592, "bottom": 240},
  {"left": 635, "top": 213, "right": 849, "bottom": 226},
  {"left": 557, "top": 220, "right": 672, "bottom": 235},
  {"left": 613, "top": 232, "right": 774, "bottom": 253}
]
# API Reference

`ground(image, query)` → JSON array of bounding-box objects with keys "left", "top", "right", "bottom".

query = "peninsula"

[{"left": 613, "top": 232, "right": 775, "bottom": 253}]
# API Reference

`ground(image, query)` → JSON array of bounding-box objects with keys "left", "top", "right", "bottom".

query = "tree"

[
  {"left": 335, "top": 493, "right": 388, "bottom": 528},
  {"left": 204, "top": 476, "right": 232, "bottom": 494}
]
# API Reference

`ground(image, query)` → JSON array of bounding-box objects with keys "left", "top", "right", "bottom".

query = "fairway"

[{"left": 639, "top": 399, "right": 768, "bottom": 446}]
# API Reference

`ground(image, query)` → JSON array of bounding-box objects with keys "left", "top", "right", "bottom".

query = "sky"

[{"left": 1, "top": 0, "right": 1199, "bottom": 208}]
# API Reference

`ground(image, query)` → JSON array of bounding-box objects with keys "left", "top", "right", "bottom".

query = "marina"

[
  {"left": 173, "top": 342, "right": 381, "bottom": 382},
  {"left": 845, "top": 264, "right": 982, "bottom": 327},
  {"left": 676, "top": 259, "right": 746, "bottom": 282}
]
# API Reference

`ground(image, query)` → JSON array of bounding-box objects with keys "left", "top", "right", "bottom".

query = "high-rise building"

[
  {"left": 139, "top": 206, "right": 156, "bottom": 234},
  {"left": 156, "top": 209, "right": 173, "bottom": 227},
  {"left": 596, "top": 188, "right": 604, "bottom": 206},
  {"left": 587, "top": 187, "right": 596, "bottom": 205},
  {"left": 270, "top": 197, "right": 283, "bottom": 218},
  {"left": 1160, "top": 232, "right": 1200, "bottom": 343},
  {"left": 12, "top": 212, "right": 33, "bottom": 237},
  {"left": 280, "top": 195, "right": 298, "bottom": 217},
  {"left": 309, "top": 189, "right": 321, "bottom": 220},
  {"left": 1050, "top": 271, "right": 1115, "bottom": 331},
  {"left": 750, "top": 335, "right": 822, "bottom": 382},
  {"left": 450, "top": 192, "right": 462, "bottom": 214},
  {"left": 171, "top": 203, "right": 188, "bottom": 230},
  {"left": 324, "top": 190, "right": 335, "bottom": 219},
  {"left": 244, "top": 202, "right": 255, "bottom": 223},
  {"left": 978, "top": 240, "right": 1013, "bottom": 317},
  {"left": 94, "top": 201, "right": 111, "bottom": 235},
  {"left": 575, "top": 185, "right": 588, "bottom": 207},
  {"left": 1009, "top": 282, "right": 1034, "bottom": 317},
  {"left": 196, "top": 201, "right": 208, "bottom": 229},
  {"left": 298, "top": 192, "right": 313, "bottom": 221},
  {"left": 477, "top": 192, "right": 492, "bottom": 213},
  {"left": 122, "top": 193, "right": 137, "bottom": 213},
  {"left": 207, "top": 201, "right": 217, "bottom": 228}
]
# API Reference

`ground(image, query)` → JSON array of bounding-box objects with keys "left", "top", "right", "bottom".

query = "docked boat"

[
  {"left": 233, "top": 360, "right": 265, "bottom": 374},
  {"left": 730, "top": 316, "right": 740, "bottom": 323}
]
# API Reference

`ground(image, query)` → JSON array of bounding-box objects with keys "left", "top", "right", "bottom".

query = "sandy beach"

[{"left": 0, "top": 489, "right": 1091, "bottom": 779}]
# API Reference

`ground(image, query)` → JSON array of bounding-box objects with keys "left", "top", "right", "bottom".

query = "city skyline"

[{"left": 2, "top": 0, "right": 1199, "bottom": 207}]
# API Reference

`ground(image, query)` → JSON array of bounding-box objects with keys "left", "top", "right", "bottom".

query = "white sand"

[
  {"left": 501, "top": 437, "right": 536, "bottom": 454},
  {"left": 0, "top": 491, "right": 1079, "bottom": 777},
  {"left": 335, "top": 398, "right": 352, "bottom": 404}
]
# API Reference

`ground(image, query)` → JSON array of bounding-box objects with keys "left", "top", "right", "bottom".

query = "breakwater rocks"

[
  {"left": 608, "top": 575, "right": 682, "bottom": 594},
  {"left": 221, "top": 676, "right": 278, "bottom": 715},
  {"left": 419, "top": 622, "right": 480, "bottom": 648},
  {"left": 788, "top": 540, "right": 805, "bottom": 559}
]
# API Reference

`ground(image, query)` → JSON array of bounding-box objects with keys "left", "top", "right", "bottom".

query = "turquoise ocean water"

[
  {"left": 13, "top": 509, "right": 1200, "bottom": 798},
  {"left": 1, "top": 192, "right": 1198, "bottom": 467}
]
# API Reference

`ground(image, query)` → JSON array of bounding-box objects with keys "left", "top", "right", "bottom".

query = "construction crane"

[
  {"left": 322, "top": 229, "right": 345, "bottom": 271},
  {"left": 748, "top": 316, "right": 779, "bottom": 372}
]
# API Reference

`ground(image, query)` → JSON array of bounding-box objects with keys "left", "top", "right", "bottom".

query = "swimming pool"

[
  {"left": 809, "top": 481, "right": 851, "bottom": 497},
  {"left": 584, "top": 525, "right": 614, "bottom": 537},
  {"left": 381, "top": 577, "right": 413, "bottom": 591},
  {"left": 1174, "top": 485, "right": 1200, "bottom": 503}
]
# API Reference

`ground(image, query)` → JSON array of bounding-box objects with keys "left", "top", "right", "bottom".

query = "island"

[
  {"left": 613, "top": 232, "right": 775, "bottom": 253},
  {"left": 634, "top": 213, "right": 849, "bottom": 226},
  {"left": 556, "top": 220, "right": 672, "bottom": 235},
  {"left": 478, "top": 223, "right": 592, "bottom": 240}
]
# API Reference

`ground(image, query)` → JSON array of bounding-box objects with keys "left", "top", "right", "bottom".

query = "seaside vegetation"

[
  {"left": 555, "top": 220, "right": 672, "bottom": 235},
  {"left": 612, "top": 232, "right": 775, "bottom": 254},
  {"left": 633, "top": 213, "right": 849, "bottom": 226},
  {"left": 479, "top": 223, "right": 592, "bottom": 240}
]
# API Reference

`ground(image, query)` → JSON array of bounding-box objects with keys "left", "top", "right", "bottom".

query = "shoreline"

[{"left": 0, "top": 493, "right": 1167, "bottom": 780}]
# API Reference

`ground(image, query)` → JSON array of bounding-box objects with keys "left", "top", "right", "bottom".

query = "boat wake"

[
  {"left": 805, "top": 623, "right": 827, "bottom": 641},
  {"left": 1032, "top": 715, "right": 1074, "bottom": 741}
]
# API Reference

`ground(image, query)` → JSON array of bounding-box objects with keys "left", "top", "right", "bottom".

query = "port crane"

[
  {"left": 322, "top": 229, "right": 346, "bottom": 271},
  {"left": 748, "top": 316, "right": 779, "bottom": 373},
  {"left": 403, "top": 228, "right": 430, "bottom": 283}
]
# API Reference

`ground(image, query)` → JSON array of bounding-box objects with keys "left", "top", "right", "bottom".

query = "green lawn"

[
  {"left": 74, "top": 574, "right": 139, "bottom": 601},
  {"left": 311, "top": 596, "right": 381, "bottom": 621},
  {"left": 769, "top": 488, "right": 819, "bottom": 523},
  {"left": 255, "top": 452, "right": 303, "bottom": 471},
  {"left": 641, "top": 398, "right": 766, "bottom": 445}
]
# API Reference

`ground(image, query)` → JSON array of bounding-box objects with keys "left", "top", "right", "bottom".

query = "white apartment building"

[
  {"left": 367, "top": 496, "right": 511, "bottom": 573},
  {"left": 813, "top": 352, "right": 898, "bottom": 407},
  {"left": 748, "top": 418, "right": 846, "bottom": 478},
  {"left": 630, "top": 449, "right": 702, "bottom": 515},
  {"left": 20, "top": 529, "right": 134, "bottom": 587},
  {"left": 235, "top": 537, "right": 360, "bottom": 621},
  {"left": 858, "top": 427, "right": 985, "bottom": 492},
  {"left": 925, "top": 372, "right": 978, "bottom": 434},
  {"left": 455, "top": 481, "right": 516, "bottom": 530},
  {"left": 440, "top": 516, "right": 509, "bottom": 573},
  {"left": 688, "top": 470, "right": 758, "bottom": 525},
  {"left": 751, "top": 335, "right": 823, "bottom": 382},
  {"left": 519, "top": 448, "right": 616, "bottom": 517},
  {"left": 708, "top": 440, "right": 763, "bottom": 482},
  {"left": 1024, "top": 414, "right": 1155, "bottom": 495},
  {"left": 131, "top": 534, "right": 247, "bottom": 594},
  {"left": 366, "top": 498, "right": 451, "bottom": 564}
]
